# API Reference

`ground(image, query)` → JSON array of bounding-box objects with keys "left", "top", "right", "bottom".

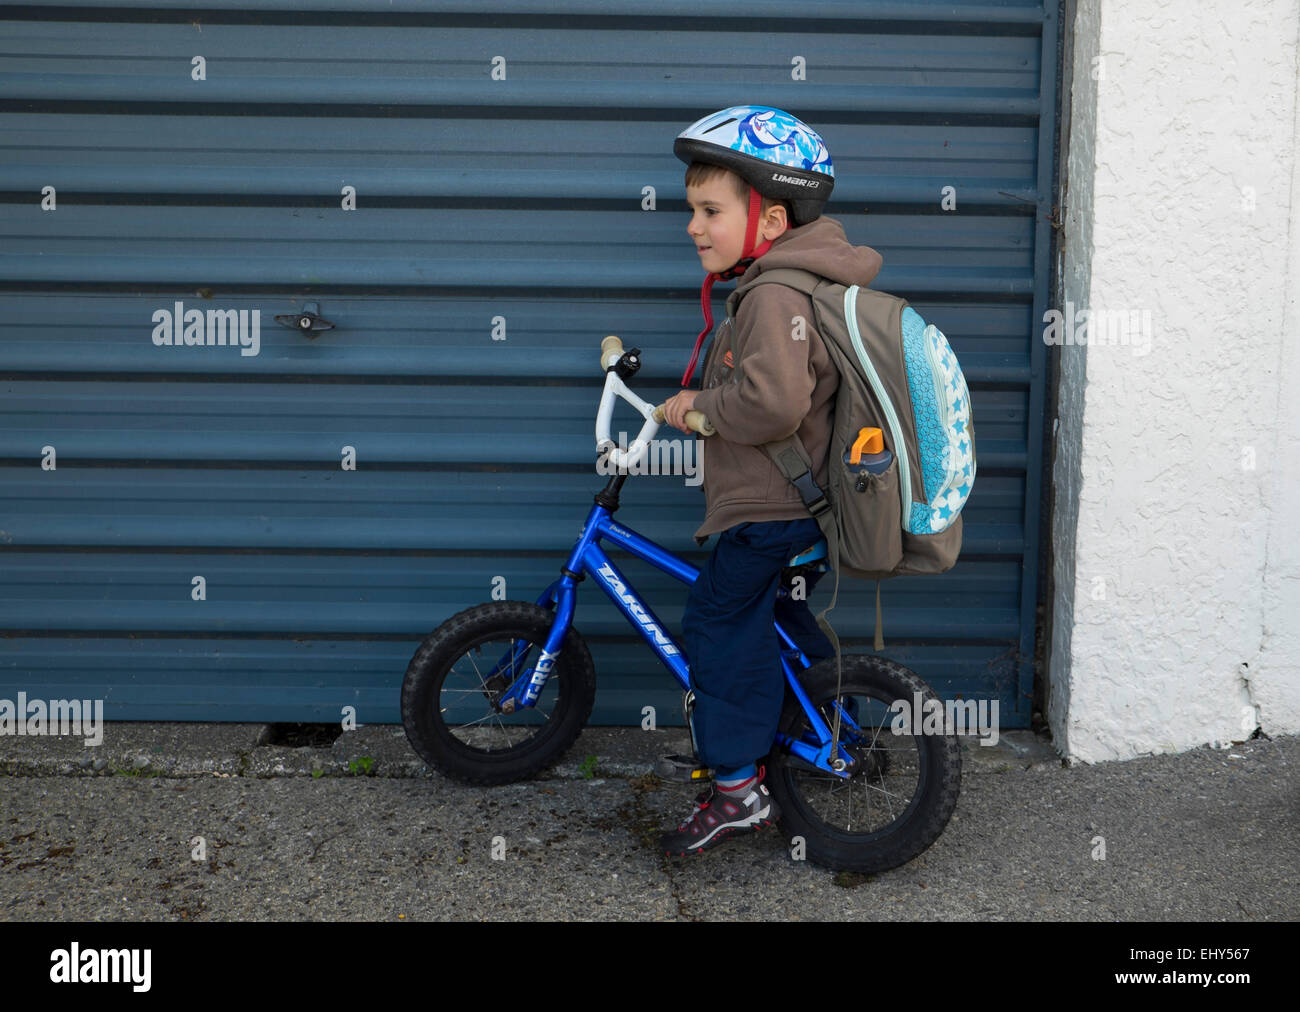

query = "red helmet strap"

[
  {"left": 680, "top": 272, "right": 719, "bottom": 387},
  {"left": 743, "top": 186, "right": 764, "bottom": 259},
  {"left": 680, "top": 186, "right": 776, "bottom": 388}
]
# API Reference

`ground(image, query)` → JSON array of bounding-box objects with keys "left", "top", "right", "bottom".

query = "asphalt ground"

[{"left": 0, "top": 724, "right": 1295, "bottom": 922}]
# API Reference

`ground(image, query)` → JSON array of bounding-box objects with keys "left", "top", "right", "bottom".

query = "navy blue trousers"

[{"left": 682, "top": 517, "right": 834, "bottom": 774}]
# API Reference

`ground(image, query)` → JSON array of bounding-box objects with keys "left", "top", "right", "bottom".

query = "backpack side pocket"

[{"left": 835, "top": 455, "right": 903, "bottom": 576}]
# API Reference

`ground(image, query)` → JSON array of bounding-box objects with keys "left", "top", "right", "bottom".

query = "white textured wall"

[
  {"left": 1050, "top": 0, "right": 1300, "bottom": 762},
  {"left": 1259, "top": 12, "right": 1300, "bottom": 745}
]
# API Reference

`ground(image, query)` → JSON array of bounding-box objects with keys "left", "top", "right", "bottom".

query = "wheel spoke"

[
  {"left": 864, "top": 780, "right": 910, "bottom": 805},
  {"left": 465, "top": 650, "right": 488, "bottom": 689},
  {"left": 846, "top": 759, "right": 855, "bottom": 831},
  {"left": 457, "top": 712, "right": 501, "bottom": 730}
]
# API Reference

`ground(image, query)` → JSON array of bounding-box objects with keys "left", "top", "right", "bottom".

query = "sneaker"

[{"left": 659, "top": 766, "right": 781, "bottom": 856}]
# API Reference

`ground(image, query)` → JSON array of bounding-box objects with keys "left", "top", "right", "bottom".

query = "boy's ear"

[{"left": 760, "top": 202, "right": 790, "bottom": 240}]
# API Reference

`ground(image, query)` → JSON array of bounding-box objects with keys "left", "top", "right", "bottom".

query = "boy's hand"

[{"left": 662, "top": 389, "right": 699, "bottom": 433}]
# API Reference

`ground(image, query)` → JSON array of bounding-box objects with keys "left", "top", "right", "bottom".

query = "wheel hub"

[{"left": 843, "top": 742, "right": 889, "bottom": 779}]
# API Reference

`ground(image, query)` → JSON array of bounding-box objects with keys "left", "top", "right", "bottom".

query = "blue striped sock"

[{"left": 716, "top": 763, "right": 758, "bottom": 796}]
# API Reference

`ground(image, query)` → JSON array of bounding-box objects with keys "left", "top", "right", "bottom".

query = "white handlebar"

[
  {"left": 595, "top": 335, "right": 714, "bottom": 473},
  {"left": 596, "top": 369, "right": 661, "bottom": 471}
]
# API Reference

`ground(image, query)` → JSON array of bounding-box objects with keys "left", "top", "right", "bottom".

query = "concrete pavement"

[{"left": 0, "top": 723, "right": 1295, "bottom": 921}]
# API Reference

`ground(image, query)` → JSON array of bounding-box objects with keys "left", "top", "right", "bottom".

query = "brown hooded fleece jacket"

[{"left": 689, "top": 215, "right": 883, "bottom": 545}]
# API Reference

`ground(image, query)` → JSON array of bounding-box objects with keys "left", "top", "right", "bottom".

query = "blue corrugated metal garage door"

[{"left": 0, "top": 0, "right": 1060, "bottom": 727}]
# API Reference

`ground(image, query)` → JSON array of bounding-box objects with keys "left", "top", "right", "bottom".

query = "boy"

[{"left": 658, "top": 106, "right": 884, "bottom": 856}]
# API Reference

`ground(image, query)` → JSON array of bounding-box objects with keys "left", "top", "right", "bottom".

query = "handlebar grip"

[
  {"left": 600, "top": 335, "right": 624, "bottom": 371},
  {"left": 653, "top": 404, "right": 716, "bottom": 437}
]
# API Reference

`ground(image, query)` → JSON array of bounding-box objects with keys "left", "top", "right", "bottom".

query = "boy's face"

[
  {"left": 685, "top": 173, "right": 788, "bottom": 274},
  {"left": 685, "top": 175, "right": 753, "bottom": 275}
]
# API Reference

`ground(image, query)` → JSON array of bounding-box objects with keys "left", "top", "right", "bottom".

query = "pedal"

[{"left": 654, "top": 753, "right": 713, "bottom": 783}]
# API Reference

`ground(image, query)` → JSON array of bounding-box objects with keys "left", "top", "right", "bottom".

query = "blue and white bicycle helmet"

[{"left": 674, "top": 105, "right": 835, "bottom": 227}]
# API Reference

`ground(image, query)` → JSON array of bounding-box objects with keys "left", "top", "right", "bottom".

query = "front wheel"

[
  {"left": 401, "top": 601, "right": 597, "bottom": 785},
  {"left": 765, "top": 654, "right": 961, "bottom": 873}
]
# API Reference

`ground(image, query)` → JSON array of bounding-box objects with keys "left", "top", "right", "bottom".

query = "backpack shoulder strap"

[
  {"left": 725, "top": 267, "right": 827, "bottom": 317},
  {"left": 746, "top": 267, "right": 824, "bottom": 295},
  {"left": 748, "top": 268, "right": 836, "bottom": 545},
  {"left": 766, "top": 434, "right": 832, "bottom": 537}
]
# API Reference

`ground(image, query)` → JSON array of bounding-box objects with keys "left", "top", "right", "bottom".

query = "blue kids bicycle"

[{"left": 401, "top": 337, "right": 961, "bottom": 873}]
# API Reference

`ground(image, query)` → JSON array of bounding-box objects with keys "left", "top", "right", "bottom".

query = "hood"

[{"left": 738, "top": 214, "right": 882, "bottom": 290}]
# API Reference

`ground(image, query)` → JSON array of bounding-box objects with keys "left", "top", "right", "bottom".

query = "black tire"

[
  {"left": 765, "top": 654, "right": 961, "bottom": 874},
  {"left": 401, "top": 601, "right": 597, "bottom": 785}
]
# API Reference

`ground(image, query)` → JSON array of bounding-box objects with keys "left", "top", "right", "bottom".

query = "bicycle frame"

[{"left": 488, "top": 498, "right": 861, "bottom": 777}]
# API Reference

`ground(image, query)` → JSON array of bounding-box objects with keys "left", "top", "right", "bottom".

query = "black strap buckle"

[{"left": 791, "top": 470, "right": 830, "bottom": 517}]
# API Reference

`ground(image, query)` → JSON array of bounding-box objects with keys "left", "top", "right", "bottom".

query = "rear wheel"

[
  {"left": 401, "top": 601, "right": 597, "bottom": 785},
  {"left": 765, "top": 654, "right": 961, "bottom": 873}
]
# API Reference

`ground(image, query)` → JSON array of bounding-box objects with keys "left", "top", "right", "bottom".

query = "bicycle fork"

[{"left": 478, "top": 576, "right": 577, "bottom": 716}]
